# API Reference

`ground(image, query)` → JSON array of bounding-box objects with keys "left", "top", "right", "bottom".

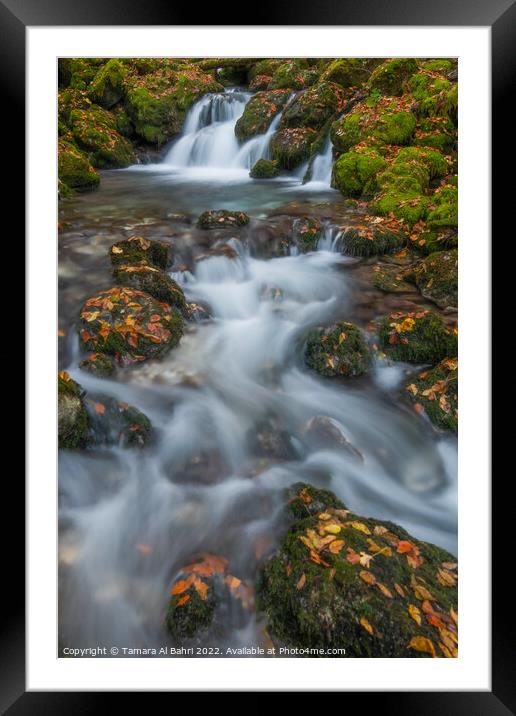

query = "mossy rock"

[
  {"left": 373, "top": 266, "right": 414, "bottom": 293},
  {"left": 292, "top": 217, "right": 323, "bottom": 253},
  {"left": 234, "top": 89, "right": 291, "bottom": 142},
  {"left": 257, "top": 482, "right": 458, "bottom": 656},
  {"left": 331, "top": 146, "right": 387, "bottom": 196},
  {"left": 88, "top": 59, "right": 128, "bottom": 108},
  {"left": 79, "top": 353, "right": 116, "bottom": 377},
  {"left": 69, "top": 104, "right": 135, "bottom": 168},
  {"left": 410, "top": 249, "right": 458, "bottom": 309},
  {"left": 305, "top": 321, "right": 370, "bottom": 377},
  {"left": 280, "top": 82, "right": 346, "bottom": 132},
  {"left": 58, "top": 138, "right": 100, "bottom": 192},
  {"left": 407, "top": 70, "right": 453, "bottom": 117},
  {"left": 248, "top": 74, "right": 273, "bottom": 92},
  {"left": 413, "top": 116, "right": 456, "bottom": 151},
  {"left": 367, "top": 58, "right": 419, "bottom": 96},
  {"left": 426, "top": 181, "right": 458, "bottom": 232},
  {"left": 320, "top": 59, "right": 371, "bottom": 88},
  {"left": 268, "top": 60, "right": 319, "bottom": 90},
  {"left": 58, "top": 88, "right": 94, "bottom": 127},
  {"left": 421, "top": 60, "right": 455, "bottom": 74},
  {"left": 79, "top": 287, "right": 183, "bottom": 364},
  {"left": 68, "top": 58, "right": 106, "bottom": 91},
  {"left": 248, "top": 59, "right": 284, "bottom": 82},
  {"left": 250, "top": 158, "right": 280, "bottom": 178},
  {"left": 58, "top": 372, "right": 88, "bottom": 448},
  {"left": 373, "top": 146, "right": 449, "bottom": 225},
  {"left": 113, "top": 264, "right": 187, "bottom": 313},
  {"left": 270, "top": 128, "right": 318, "bottom": 170},
  {"left": 197, "top": 210, "right": 250, "bottom": 229},
  {"left": 109, "top": 236, "right": 173, "bottom": 270},
  {"left": 166, "top": 580, "right": 216, "bottom": 639},
  {"left": 84, "top": 394, "right": 152, "bottom": 448},
  {"left": 379, "top": 310, "right": 457, "bottom": 364},
  {"left": 405, "top": 358, "right": 458, "bottom": 432},
  {"left": 339, "top": 226, "right": 406, "bottom": 257},
  {"left": 330, "top": 96, "right": 417, "bottom": 153}
]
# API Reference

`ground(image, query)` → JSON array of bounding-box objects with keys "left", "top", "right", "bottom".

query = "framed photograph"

[{"left": 6, "top": 0, "right": 509, "bottom": 706}]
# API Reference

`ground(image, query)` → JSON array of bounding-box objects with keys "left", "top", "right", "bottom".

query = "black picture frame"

[{"left": 6, "top": 0, "right": 511, "bottom": 708}]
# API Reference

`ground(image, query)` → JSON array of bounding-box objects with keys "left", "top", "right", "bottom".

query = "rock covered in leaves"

[
  {"left": 109, "top": 236, "right": 173, "bottom": 270},
  {"left": 268, "top": 60, "right": 319, "bottom": 91},
  {"left": 197, "top": 210, "right": 250, "bottom": 230},
  {"left": 366, "top": 58, "right": 419, "bottom": 96},
  {"left": 257, "top": 483, "right": 458, "bottom": 657},
  {"left": 68, "top": 103, "right": 135, "bottom": 168},
  {"left": 409, "top": 249, "right": 458, "bottom": 310},
  {"left": 279, "top": 82, "right": 347, "bottom": 132},
  {"left": 84, "top": 395, "right": 152, "bottom": 447},
  {"left": 58, "top": 372, "right": 88, "bottom": 448},
  {"left": 320, "top": 59, "right": 372, "bottom": 89},
  {"left": 249, "top": 158, "right": 280, "bottom": 179},
  {"left": 373, "top": 265, "right": 414, "bottom": 294},
  {"left": 339, "top": 225, "right": 406, "bottom": 257},
  {"left": 79, "top": 287, "right": 183, "bottom": 364},
  {"left": 379, "top": 310, "right": 457, "bottom": 364},
  {"left": 270, "top": 128, "right": 318, "bottom": 170},
  {"left": 406, "top": 358, "right": 458, "bottom": 432},
  {"left": 113, "top": 264, "right": 186, "bottom": 314},
  {"left": 331, "top": 146, "right": 387, "bottom": 197},
  {"left": 305, "top": 321, "right": 370, "bottom": 377},
  {"left": 234, "top": 89, "right": 290, "bottom": 142},
  {"left": 79, "top": 352, "right": 116, "bottom": 377},
  {"left": 166, "top": 554, "right": 254, "bottom": 640},
  {"left": 292, "top": 217, "right": 323, "bottom": 253}
]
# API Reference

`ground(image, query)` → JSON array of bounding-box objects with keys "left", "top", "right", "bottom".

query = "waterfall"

[
  {"left": 164, "top": 89, "right": 283, "bottom": 171},
  {"left": 310, "top": 136, "right": 333, "bottom": 184}
]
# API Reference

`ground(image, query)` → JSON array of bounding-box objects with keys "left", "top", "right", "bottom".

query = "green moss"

[
  {"left": 379, "top": 310, "right": 457, "bottom": 364},
  {"left": 331, "top": 97, "right": 416, "bottom": 153},
  {"left": 197, "top": 210, "right": 250, "bottom": 229},
  {"left": 58, "top": 373, "right": 88, "bottom": 448},
  {"left": 250, "top": 158, "right": 280, "bottom": 178},
  {"left": 409, "top": 249, "right": 458, "bottom": 309},
  {"left": 68, "top": 59, "right": 106, "bottom": 90},
  {"left": 268, "top": 60, "right": 318, "bottom": 90},
  {"left": 426, "top": 182, "right": 458, "bottom": 230},
  {"left": 234, "top": 90, "right": 291, "bottom": 141},
  {"left": 280, "top": 82, "right": 346, "bottom": 131},
  {"left": 305, "top": 321, "right": 370, "bottom": 377},
  {"left": 84, "top": 394, "right": 153, "bottom": 447},
  {"left": 109, "top": 236, "right": 173, "bottom": 270},
  {"left": 58, "top": 138, "right": 100, "bottom": 191},
  {"left": 367, "top": 58, "right": 419, "bottom": 96},
  {"left": 165, "top": 581, "right": 216, "bottom": 639},
  {"left": 257, "top": 482, "right": 458, "bottom": 656},
  {"left": 405, "top": 358, "right": 458, "bottom": 432},
  {"left": 79, "top": 353, "right": 116, "bottom": 377},
  {"left": 413, "top": 116, "right": 455, "bottom": 151},
  {"left": 248, "top": 59, "right": 284, "bottom": 81},
  {"left": 421, "top": 60, "right": 454, "bottom": 73},
  {"left": 270, "top": 127, "right": 318, "bottom": 170},
  {"left": 332, "top": 147, "right": 387, "bottom": 196},
  {"left": 69, "top": 104, "right": 135, "bottom": 168},
  {"left": 340, "top": 226, "right": 406, "bottom": 257},
  {"left": 113, "top": 264, "right": 187, "bottom": 313},
  {"left": 89, "top": 59, "right": 128, "bottom": 108},
  {"left": 373, "top": 265, "right": 414, "bottom": 293},
  {"left": 320, "top": 59, "right": 371, "bottom": 88},
  {"left": 293, "top": 217, "right": 323, "bottom": 253},
  {"left": 407, "top": 71, "right": 453, "bottom": 117}
]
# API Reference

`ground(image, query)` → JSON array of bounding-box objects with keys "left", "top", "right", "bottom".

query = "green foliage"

[
  {"left": 379, "top": 310, "right": 457, "bottom": 364},
  {"left": 305, "top": 321, "right": 370, "bottom": 377},
  {"left": 250, "top": 158, "right": 280, "bottom": 178}
]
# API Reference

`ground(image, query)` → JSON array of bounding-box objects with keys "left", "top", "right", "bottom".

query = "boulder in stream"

[
  {"left": 250, "top": 158, "right": 280, "bottom": 179},
  {"left": 405, "top": 357, "right": 458, "bottom": 432},
  {"left": 197, "top": 210, "right": 250, "bottom": 230},
  {"left": 257, "top": 483, "right": 458, "bottom": 657},
  {"left": 379, "top": 310, "right": 457, "bottom": 364},
  {"left": 79, "top": 286, "right": 183, "bottom": 364},
  {"left": 408, "top": 249, "right": 458, "bottom": 309},
  {"left": 109, "top": 236, "right": 174, "bottom": 270},
  {"left": 234, "top": 89, "right": 291, "bottom": 142},
  {"left": 79, "top": 352, "right": 116, "bottom": 377},
  {"left": 292, "top": 217, "right": 323, "bottom": 253},
  {"left": 279, "top": 82, "right": 347, "bottom": 132},
  {"left": 305, "top": 321, "right": 370, "bottom": 377},
  {"left": 58, "top": 372, "right": 88, "bottom": 448},
  {"left": 339, "top": 225, "right": 406, "bottom": 257},
  {"left": 58, "top": 138, "right": 100, "bottom": 193},
  {"left": 113, "top": 264, "right": 187, "bottom": 314},
  {"left": 84, "top": 394, "right": 152, "bottom": 447},
  {"left": 270, "top": 127, "right": 318, "bottom": 170}
]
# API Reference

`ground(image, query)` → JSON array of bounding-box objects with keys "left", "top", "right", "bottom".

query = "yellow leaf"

[
  {"left": 394, "top": 583, "right": 406, "bottom": 598},
  {"left": 377, "top": 582, "right": 393, "bottom": 598},
  {"left": 360, "top": 617, "right": 373, "bottom": 635},
  {"left": 359, "top": 570, "right": 376, "bottom": 585},
  {"left": 408, "top": 636, "right": 436, "bottom": 657},
  {"left": 408, "top": 603, "right": 422, "bottom": 625},
  {"left": 346, "top": 521, "right": 371, "bottom": 535},
  {"left": 329, "top": 539, "right": 345, "bottom": 554},
  {"left": 296, "top": 573, "right": 306, "bottom": 590}
]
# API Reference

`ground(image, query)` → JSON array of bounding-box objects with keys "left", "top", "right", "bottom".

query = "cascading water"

[{"left": 308, "top": 135, "right": 334, "bottom": 186}]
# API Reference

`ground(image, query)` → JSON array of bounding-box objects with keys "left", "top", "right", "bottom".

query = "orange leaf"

[
  {"left": 296, "top": 573, "right": 306, "bottom": 590},
  {"left": 193, "top": 578, "right": 209, "bottom": 601},
  {"left": 94, "top": 402, "right": 106, "bottom": 415},
  {"left": 360, "top": 617, "right": 373, "bottom": 635},
  {"left": 171, "top": 577, "right": 193, "bottom": 596},
  {"left": 176, "top": 594, "right": 190, "bottom": 607},
  {"left": 408, "top": 636, "right": 437, "bottom": 657},
  {"left": 329, "top": 539, "right": 345, "bottom": 555},
  {"left": 359, "top": 570, "right": 376, "bottom": 585}
]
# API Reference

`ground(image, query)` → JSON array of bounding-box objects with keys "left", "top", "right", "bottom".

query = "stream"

[{"left": 58, "top": 88, "right": 457, "bottom": 655}]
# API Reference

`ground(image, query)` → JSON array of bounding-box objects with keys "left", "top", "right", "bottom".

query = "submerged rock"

[
  {"left": 79, "top": 286, "right": 183, "bottom": 364},
  {"left": 305, "top": 321, "right": 370, "bottom": 377},
  {"left": 257, "top": 483, "right": 458, "bottom": 656},
  {"left": 409, "top": 249, "right": 458, "bottom": 310},
  {"left": 197, "top": 210, "right": 250, "bottom": 230},
  {"left": 58, "top": 372, "right": 88, "bottom": 448},
  {"left": 113, "top": 264, "right": 187, "bottom": 314},
  {"left": 250, "top": 158, "right": 280, "bottom": 179},
  {"left": 379, "top": 310, "right": 457, "bottom": 364},
  {"left": 84, "top": 394, "right": 152, "bottom": 447},
  {"left": 301, "top": 416, "right": 363, "bottom": 461},
  {"left": 109, "top": 236, "right": 173, "bottom": 270},
  {"left": 405, "top": 357, "right": 458, "bottom": 432}
]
